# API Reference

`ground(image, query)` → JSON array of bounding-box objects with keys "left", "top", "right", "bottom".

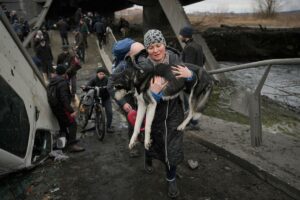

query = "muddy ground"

[
  {"left": 0, "top": 31, "right": 295, "bottom": 200},
  {"left": 0, "top": 113, "right": 294, "bottom": 200}
]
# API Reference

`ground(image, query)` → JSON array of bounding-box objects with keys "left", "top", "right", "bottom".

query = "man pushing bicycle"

[{"left": 81, "top": 66, "right": 114, "bottom": 133}]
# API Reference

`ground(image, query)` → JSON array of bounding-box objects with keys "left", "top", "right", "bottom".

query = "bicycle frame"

[{"left": 79, "top": 86, "right": 107, "bottom": 140}]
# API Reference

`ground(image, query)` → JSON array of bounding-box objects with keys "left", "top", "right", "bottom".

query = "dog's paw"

[
  {"left": 177, "top": 124, "right": 186, "bottom": 131},
  {"left": 129, "top": 141, "right": 137, "bottom": 149},
  {"left": 144, "top": 140, "right": 152, "bottom": 150},
  {"left": 129, "top": 134, "right": 139, "bottom": 149},
  {"left": 144, "top": 133, "right": 152, "bottom": 150}
]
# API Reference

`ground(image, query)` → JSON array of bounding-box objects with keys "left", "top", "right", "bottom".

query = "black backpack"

[{"left": 47, "top": 83, "right": 59, "bottom": 107}]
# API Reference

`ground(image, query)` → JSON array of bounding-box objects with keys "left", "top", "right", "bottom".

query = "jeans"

[{"left": 54, "top": 110, "right": 77, "bottom": 144}]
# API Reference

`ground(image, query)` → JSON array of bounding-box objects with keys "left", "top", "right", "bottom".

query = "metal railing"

[{"left": 208, "top": 58, "right": 300, "bottom": 147}]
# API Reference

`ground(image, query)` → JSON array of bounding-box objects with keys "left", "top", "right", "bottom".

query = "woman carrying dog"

[{"left": 135, "top": 29, "right": 196, "bottom": 198}]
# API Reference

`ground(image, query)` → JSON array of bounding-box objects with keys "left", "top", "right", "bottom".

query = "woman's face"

[{"left": 147, "top": 43, "right": 166, "bottom": 62}]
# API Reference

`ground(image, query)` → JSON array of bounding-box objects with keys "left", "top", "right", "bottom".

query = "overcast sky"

[{"left": 184, "top": 0, "right": 300, "bottom": 13}]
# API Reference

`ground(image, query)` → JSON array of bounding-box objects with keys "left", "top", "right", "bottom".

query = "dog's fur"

[{"left": 111, "top": 59, "right": 214, "bottom": 150}]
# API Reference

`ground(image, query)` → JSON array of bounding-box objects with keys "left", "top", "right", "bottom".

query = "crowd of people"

[
  {"left": 1, "top": 5, "right": 30, "bottom": 42},
  {"left": 45, "top": 9, "right": 116, "bottom": 153}
]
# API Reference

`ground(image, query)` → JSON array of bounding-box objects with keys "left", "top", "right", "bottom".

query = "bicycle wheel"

[
  {"left": 78, "top": 99, "right": 91, "bottom": 129},
  {"left": 95, "top": 105, "right": 106, "bottom": 141}
]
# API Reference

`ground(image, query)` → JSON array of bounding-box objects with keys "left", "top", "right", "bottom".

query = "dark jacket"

[
  {"left": 107, "top": 59, "right": 136, "bottom": 109},
  {"left": 182, "top": 38, "right": 204, "bottom": 67},
  {"left": 57, "top": 19, "right": 69, "bottom": 35},
  {"left": 93, "top": 21, "right": 105, "bottom": 34},
  {"left": 48, "top": 76, "right": 74, "bottom": 125},
  {"left": 75, "top": 32, "right": 84, "bottom": 48},
  {"left": 36, "top": 44, "right": 53, "bottom": 64},
  {"left": 135, "top": 47, "right": 197, "bottom": 166},
  {"left": 86, "top": 76, "right": 110, "bottom": 101},
  {"left": 57, "top": 52, "right": 72, "bottom": 67}
]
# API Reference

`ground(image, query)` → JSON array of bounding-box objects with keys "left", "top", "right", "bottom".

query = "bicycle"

[{"left": 78, "top": 86, "right": 107, "bottom": 141}]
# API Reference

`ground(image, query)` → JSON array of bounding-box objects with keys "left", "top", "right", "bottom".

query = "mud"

[{"left": 0, "top": 114, "right": 294, "bottom": 200}]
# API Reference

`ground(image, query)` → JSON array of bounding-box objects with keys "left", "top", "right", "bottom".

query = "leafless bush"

[{"left": 254, "top": 0, "right": 283, "bottom": 18}]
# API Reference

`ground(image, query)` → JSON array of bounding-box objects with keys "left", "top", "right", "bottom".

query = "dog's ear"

[{"left": 132, "top": 50, "right": 156, "bottom": 74}]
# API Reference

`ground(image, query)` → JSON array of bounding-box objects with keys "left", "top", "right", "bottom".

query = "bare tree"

[{"left": 255, "top": 0, "right": 282, "bottom": 18}]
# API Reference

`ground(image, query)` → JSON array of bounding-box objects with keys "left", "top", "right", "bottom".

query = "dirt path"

[{"left": 0, "top": 116, "right": 293, "bottom": 200}]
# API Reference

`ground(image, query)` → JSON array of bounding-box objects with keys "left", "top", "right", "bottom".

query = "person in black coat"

[
  {"left": 179, "top": 26, "right": 204, "bottom": 67},
  {"left": 93, "top": 19, "right": 105, "bottom": 48},
  {"left": 137, "top": 29, "right": 197, "bottom": 198},
  {"left": 83, "top": 67, "right": 114, "bottom": 133},
  {"left": 48, "top": 65, "right": 85, "bottom": 152},
  {"left": 57, "top": 18, "right": 69, "bottom": 45},
  {"left": 179, "top": 26, "right": 205, "bottom": 129},
  {"left": 36, "top": 39, "right": 53, "bottom": 83},
  {"left": 57, "top": 45, "right": 78, "bottom": 97}
]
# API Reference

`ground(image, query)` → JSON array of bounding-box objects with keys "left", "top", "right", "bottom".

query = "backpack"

[
  {"left": 47, "top": 83, "right": 59, "bottom": 107},
  {"left": 112, "top": 38, "right": 135, "bottom": 65}
]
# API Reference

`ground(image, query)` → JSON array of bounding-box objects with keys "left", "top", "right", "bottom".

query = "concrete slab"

[{"left": 186, "top": 115, "right": 300, "bottom": 199}]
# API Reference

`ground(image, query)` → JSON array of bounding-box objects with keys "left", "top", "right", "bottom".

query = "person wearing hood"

[
  {"left": 135, "top": 29, "right": 196, "bottom": 198},
  {"left": 48, "top": 65, "right": 85, "bottom": 152}
]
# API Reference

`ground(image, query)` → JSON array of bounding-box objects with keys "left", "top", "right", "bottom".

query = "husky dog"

[{"left": 111, "top": 58, "right": 213, "bottom": 150}]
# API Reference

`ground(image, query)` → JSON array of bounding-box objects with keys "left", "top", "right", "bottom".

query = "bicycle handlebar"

[{"left": 80, "top": 85, "right": 107, "bottom": 91}]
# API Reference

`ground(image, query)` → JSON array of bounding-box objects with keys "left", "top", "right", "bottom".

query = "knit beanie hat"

[
  {"left": 144, "top": 29, "right": 166, "bottom": 49},
  {"left": 96, "top": 67, "right": 108, "bottom": 74},
  {"left": 56, "top": 64, "right": 66, "bottom": 75},
  {"left": 179, "top": 26, "right": 193, "bottom": 38}
]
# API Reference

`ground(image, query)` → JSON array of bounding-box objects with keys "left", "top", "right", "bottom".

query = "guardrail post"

[
  {"left": 248, "top": 65, "right": 271, "bottom": 147},
  {"left": 248, "top": 93, "right": 262, "bottom": 146}
]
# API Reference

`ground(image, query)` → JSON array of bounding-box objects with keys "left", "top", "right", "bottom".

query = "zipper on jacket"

[{"left": 165, "top": 100, "right": 170, "bottom": 170}]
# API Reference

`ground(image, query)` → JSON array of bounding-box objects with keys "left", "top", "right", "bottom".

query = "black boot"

[
  {"left": 168, "top": 179, "right": 179, "bottom": 198},
  {"left": 144, "top": 154, "right": 153, "bottom": 174}
]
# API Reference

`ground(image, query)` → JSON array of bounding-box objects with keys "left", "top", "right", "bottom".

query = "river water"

[{"left": 219, "top": 62, "right": 300, "bottom": 112}]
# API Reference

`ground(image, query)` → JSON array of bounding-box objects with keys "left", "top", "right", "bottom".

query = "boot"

[
  {"left": 68, "top": 144, "right": 85, "bottom": 153},
  {"left": 168, "top": 179, "right": 179, "bottom": 198},
  {"left": 144, "top": 156, "right": 153, "bottom": 174}
]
